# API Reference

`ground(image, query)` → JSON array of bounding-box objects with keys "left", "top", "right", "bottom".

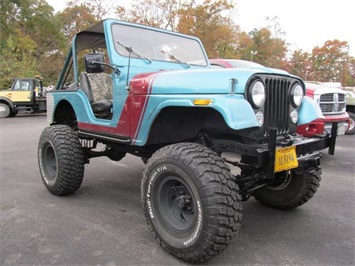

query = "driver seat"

[{"left": 80, "top": 72, "right": 112, "bottom": 115}]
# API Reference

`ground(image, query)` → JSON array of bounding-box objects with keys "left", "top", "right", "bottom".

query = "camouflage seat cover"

[{"left": 87, "top": 72, "right": 113, "bottom": 101}]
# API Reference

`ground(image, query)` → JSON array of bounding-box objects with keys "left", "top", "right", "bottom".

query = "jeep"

[{"left": 38, "top": 19, "right": 337, "bottom": 263}]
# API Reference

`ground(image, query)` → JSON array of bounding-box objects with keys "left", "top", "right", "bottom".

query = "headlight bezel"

[
  {"left": 290, "top": 83, "right": 304, "bottom": 108},
  {"left": 248, "top": 79, "right": 266, "bottom": 109}
]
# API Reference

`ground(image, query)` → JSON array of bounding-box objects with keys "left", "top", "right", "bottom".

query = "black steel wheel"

[
  {"left": 141, "top": 143, "right": 242, "bottom": 263},
  {"left": 157, "top": 177, "right": 196, "bottom": 232},
  {"left": 254, "top": 168, "right": 321, "bottom": 210},
  {"left": 38, "top": 125, "right": 85, "bottom": 195}
]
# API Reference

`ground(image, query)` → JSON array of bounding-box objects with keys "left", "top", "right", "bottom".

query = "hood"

[
  {"left": 145, "top": 68, "right": 291, "bottom": 94},
  {"left": 305, "top": 82, "right": 346, "bottom": 96}
]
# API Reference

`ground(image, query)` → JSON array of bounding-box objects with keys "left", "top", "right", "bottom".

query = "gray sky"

[{"left": 47, "top": 0, "right": 354, "bottom": 56}]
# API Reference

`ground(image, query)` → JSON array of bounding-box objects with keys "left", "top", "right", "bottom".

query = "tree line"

[{"left": 1, "top": 0, "right": 354, "bottom": 89}]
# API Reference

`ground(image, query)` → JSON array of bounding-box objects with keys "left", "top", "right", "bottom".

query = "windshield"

[{"left": 111, "top": 24, "right": 208, "bottom": 66}]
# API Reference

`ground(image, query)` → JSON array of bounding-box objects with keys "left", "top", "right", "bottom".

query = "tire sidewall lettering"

[
  {"left": 145, "top": 162, "right": 203, "bottom": 248},
  {"left": 146, "top": 165, "right": 167, "bottom": 219},
  {"left": 183, "top": 199, "right": 202, "bottom": 246}
]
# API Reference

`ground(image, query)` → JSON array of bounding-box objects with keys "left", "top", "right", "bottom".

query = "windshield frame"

[{"left": 110, "top": 23, "right": 208, "bottom": 67}]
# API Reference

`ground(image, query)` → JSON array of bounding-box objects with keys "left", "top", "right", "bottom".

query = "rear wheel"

[
  {"left": 38, "top": 125, "right": 85, "bottom": 195},
  {"left": 253, "top": 167, "right": 321, "bottom": 210},
  {"left": 141, "top": 143, "right": 242, "bottom": 263}
]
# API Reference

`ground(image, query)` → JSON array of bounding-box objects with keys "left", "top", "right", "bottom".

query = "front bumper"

[
  {"left": 211, "top": 123, "right": 337, "bottom": 170},
  {"left": 324, "top": 121, "right": 348, "bottom": 135}
]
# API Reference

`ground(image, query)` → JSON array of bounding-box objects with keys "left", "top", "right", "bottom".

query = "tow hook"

[{"left": 276, "top": 134, "right": 295, "bottom": 147}]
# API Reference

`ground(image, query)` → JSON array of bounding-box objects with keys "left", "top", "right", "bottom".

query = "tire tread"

[
  {"left": 38, "top": 125, "right": 84, "bottom": 196},
  {"left": 142, "top": 143, "right": 242, "bottom": 263}
]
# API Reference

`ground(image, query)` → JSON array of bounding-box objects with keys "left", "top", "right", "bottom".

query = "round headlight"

[
  {"left": 291, "top": 84, "right": 304, "bottom": 107},
  {"left": 249, "top": 80, "right": 266, "bottom": 108}
]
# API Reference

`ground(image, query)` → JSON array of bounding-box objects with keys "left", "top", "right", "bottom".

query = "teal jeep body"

[{"left": 38, "top": 19, "right": 336, "bottom": 263}]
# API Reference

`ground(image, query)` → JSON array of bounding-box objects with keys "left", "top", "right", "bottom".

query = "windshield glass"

[{"left": 111, "top": 24, "right": 208, "bottom": 66}]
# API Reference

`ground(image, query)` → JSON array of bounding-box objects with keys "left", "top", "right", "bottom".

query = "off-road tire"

[
  {"left": 38, "top": 125, "right": 85, "bottom": 196},
  {"left": 253, "top": 168, "right": 321, "bottom": 210},
  {"left": 0, "top": 103, "right": 11, "bottom": 118},
  {"left": 345, "top": 112, "right": 355, "bottom": 135},
  {"left": 141, "top": 143, "right": 242, "bottom": 263}
]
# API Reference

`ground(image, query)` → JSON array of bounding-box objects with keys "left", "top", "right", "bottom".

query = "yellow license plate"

[{"left": 274, "top": 146, "right": 298, "bottom": 172}]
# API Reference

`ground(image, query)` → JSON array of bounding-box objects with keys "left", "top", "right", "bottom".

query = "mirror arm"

[{"left": 90, "top": 61, "right": 121, "bottom": 75}]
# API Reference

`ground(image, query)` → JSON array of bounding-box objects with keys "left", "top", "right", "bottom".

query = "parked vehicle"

[
  {"left": 210, "top": 58, "right": 265, "bottom": 69},
  {"left": 210, "top": 59, "right": 349, "bottom": 137},
  {"left": 0, "top": 76, "right": 46, "bottom": 118},
  {"left": 304, "top": 81, "right": 349, "bottom": 136},
  {"left": 38, "top": 20, "right": 337, "bottom": 263},
  {"left": 345, "top": 89, "right": 355, "bottom": 135}
]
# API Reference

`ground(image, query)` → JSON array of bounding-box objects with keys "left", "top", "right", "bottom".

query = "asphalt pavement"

[{"left": 0, "top": 114, "right": 354, "bottom": 265}]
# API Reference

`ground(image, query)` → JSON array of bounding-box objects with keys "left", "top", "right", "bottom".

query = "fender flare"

[
  {"left": 298, "top": 97, "right": 324, "bottom": 125},
  {"left": 150, "top": 95, "right": 259, "bottom": 131},
  {"left": 134, "top": 95, "right": 259, "bottom": 145}
]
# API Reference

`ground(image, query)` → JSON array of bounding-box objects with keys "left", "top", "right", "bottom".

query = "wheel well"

[
  {"left": 0, "top": 99, "right": 13, "bottom": 111},
  {"left": 146, "top": 107, "right": 231, "bottom": 145},
  {"left": 53, "top": 100, "right": 77, "bottom": 128}
]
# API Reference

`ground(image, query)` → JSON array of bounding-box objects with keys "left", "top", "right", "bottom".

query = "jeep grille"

[
  {"left": 263, "top": 78, "right": 292, "bottom": 135},
  {"left": 319, "top": 93, "right": 346, "bottom": 114}
]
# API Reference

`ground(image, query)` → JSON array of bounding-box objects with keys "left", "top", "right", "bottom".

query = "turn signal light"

[{"left": 193, "top": 99, "right": 212, "bottom": 106}]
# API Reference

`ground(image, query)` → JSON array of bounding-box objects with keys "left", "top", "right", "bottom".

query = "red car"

[
  {"left": 210, "top": 59, "right": 265, "bottom": 69},
  {"left": 210, "top": 59, "right": 349, "bottom": 136}
]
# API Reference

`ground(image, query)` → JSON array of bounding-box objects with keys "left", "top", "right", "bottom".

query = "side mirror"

[{"left": 84, "top": 53, "right": 105, "bottom": 73}]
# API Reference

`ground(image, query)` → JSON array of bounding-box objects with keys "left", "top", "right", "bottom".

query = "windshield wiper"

[
  {"left": 117, "top": 40, "right": 152, "bottom": 64},
  {"left": 161, "top": 50, "right": 190, "bottom": 68}
]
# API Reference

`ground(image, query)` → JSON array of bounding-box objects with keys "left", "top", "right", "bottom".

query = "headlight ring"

[
  {"left": 248, "top": 79, "right": 266, "bottom": 108},
  {"left": 290, "top": 83, "right": 304, "bottom": 107}
]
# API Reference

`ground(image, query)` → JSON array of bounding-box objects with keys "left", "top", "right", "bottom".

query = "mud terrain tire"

[
  {"left": 141, "top": 143, "right": 242, "bottom": 263},
  {"left": 254, "top": 168, "right": 321, "bottom": 210},
  {"left": 38, "top": 125, "right": 85, "bottom": 195}
]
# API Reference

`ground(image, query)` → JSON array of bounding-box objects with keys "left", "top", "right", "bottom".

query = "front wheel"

[
  {"left": 141, "top": 143, "right": 242, "bottom": 263},
  {"left": 38, "top": 125, "right": 85, "bottom": 195},
  {"left": 0, "top": 103, "right": 11, "bottom": 118},
  {"left": 253, "top": 167, "right": 321, "bottom": 210}
]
